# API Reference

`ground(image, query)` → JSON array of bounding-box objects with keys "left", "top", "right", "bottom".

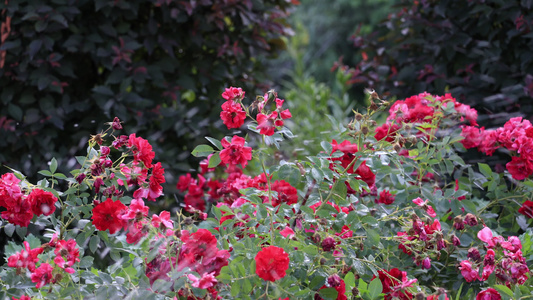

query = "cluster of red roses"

[
  {"left": 219, "top": 87, "right": 292, "bottom": 135},
  {"left": 386, "top": 92, "right": 478, "bottom": 127},
  {"left": 0, "top": 173, "right": 58, "bottom": 227},
  {"left": 459, "top": 227, "right": 529, "bottom": 287},
  {"left": 460, "top": 117, "right": 533, "bottom": 218},
  {"left": 144, "top": 228, "right": 229, "bottom": 298},
  {"left": 372, "top": 92, "right": 477, "bottom": 145},
  {"left": 7, "top": 235, "right": 80, "bottom": 289}
]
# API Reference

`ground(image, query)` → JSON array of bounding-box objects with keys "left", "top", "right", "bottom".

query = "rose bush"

[{"left": 0, "top": 87, "right": 532, "bottom": 299}]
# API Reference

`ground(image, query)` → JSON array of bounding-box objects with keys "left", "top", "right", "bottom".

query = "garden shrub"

[{"left": 0, "top": 86, "right": 531, "bottom": 299}]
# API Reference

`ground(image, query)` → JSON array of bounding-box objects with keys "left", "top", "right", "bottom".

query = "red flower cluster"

[
  {"left": 53, "top": 238, "right": 81, "bottom": 274},
  {"left": 256, "top": 98, "right": 292, "bottom": 136},
  {"left": 128, "top": 133, "right": 155, "bottom": 168},
  {"left": 8, "top": 235, "right": 80, "bottom": 289},
  {"left": 376, "top": 190, "right": 395, "bottom": 205},
  {"left": 476, "top": 288, "right": 501, "bottom": 300},
  {"left": 220, "top": 86, "right": 246, "bottom": 129},
  {"left": 374, "top": 268, "right": 417, "bottom": 300},
  {"left": 461, "top": 117, "right": 533, "bottom": 180},
  {"left": 466, "top": 227, "right": 530, "bottom": 285},
  {"left": 255, "top": 246, "right": 290, "bottom": 282},
  {"left": 177, "top": 229, "right": 230, "bottom": 276},
  {"left": 388, "top": 92, "right": 477, "bottom": 126},
  {"left": 0, "top": 173, "right": 59, "bottom": 227},
  {"left": 329, "top": 139, "right": 376, "bottom": 190},
  {"left": 144, "top": 228, "right": 229, "bottom": 293}
]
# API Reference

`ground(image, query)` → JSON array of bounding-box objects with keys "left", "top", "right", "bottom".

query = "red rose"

[
  {"left": 28, "top": 189, "right": 58, "bottom": 216},
  {"left": 518, "top": 200, "right": 533, "bottom": 218},
  {"left": 255, "top": 246, "right": 289, "bottom": 282},
  {"left": 476, "top": 288, "right": 501, "bottom": 300},
  {"left": 221, "top": 100, "right": 246, "bottom": 129},
  {"left": 91, "top": 198, "right": 127, "bottom": 234},
  {"left": 376, "top": 190, "right": 395, "bottom": 205},
  {"left": 128, "top": 134, "right": 155, "bottom": 168},
  {"left": 220, "top": 135, "right": 252, "bottom": 168},
  {"left": 506, "top": 156, "right": 533, "bottom": 180}
]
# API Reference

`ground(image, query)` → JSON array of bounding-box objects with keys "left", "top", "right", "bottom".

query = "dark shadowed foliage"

[{"left": 0, "top": 0, "right": 296, "bottom": 183}]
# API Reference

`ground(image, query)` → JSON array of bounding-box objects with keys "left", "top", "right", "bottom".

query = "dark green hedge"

[
  {"left": 348, "top": 0, "right": 533, "bottom": 126},
  {"left": 0, "top": 0, "right": 295, "bottom": 180}
]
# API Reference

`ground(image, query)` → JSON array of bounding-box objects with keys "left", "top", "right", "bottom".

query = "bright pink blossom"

[
  {"left": 221, "top": 87, "right": 245, "bottom": 101},
  {"left": 187, "top": 272, "right": 217, "bottom": 289},
  {"left": 280, "top": 226, "right": 295, "bottom": 239},
  {"left": 459, "top": 260, "right": 479, "bottom": 282},
  {"left": 31, "top": 263, "right": 54, "bottom": 288}
]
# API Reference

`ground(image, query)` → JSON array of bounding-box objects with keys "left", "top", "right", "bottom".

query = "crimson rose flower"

[
  {"left": 476, "top": 288, "right": 501, "bottom": 300},
  {"left": 518, "top": 200, "right": 533, "bottom": 218},
  {"left": 255, "top": 246, "right": 289, "bottom": 282},
  {"left": 376, "top": 190, "right": 395, "bottom": 205},
  {"left": 28, "top": 188, "right": 58, "bottom": 216},
  {"left": 220, "top": 135, "right": 252, "bottom": 168},
  {"left": 221, "top": 100, "right": 246, "bottom": 129},
  {"left": 128, "top": 134, "right": 155, "bottom": 168},
  {"left": 91, "top": 198, "right": 127, "bottom": 234}
]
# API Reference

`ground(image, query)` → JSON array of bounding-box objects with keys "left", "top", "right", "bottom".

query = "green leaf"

[
  {"left": 4, "top": 224, "right": 15, "bottom": 237},
  {"left": 344, "top": 272, "right": 355, "bottom": 289},
  {"left": 478, "top": 163, "right": 492, "bottom": 178},
  {"left": 16, "top": 226, "right": 27, "bottom": 238},
  {"left": 38, "top": 170, "right": 53, "bottom": 177},
  {"left": 318, "top": 288, "right": 338, "bottom": 300},
  {"left": 205, "top": 137, "right": 223, "bottom": 150},
  {"left": 79, "top": 256, "right": 94, "bottom": 268},
  {"left": 8, "top": 104, "right": 23, "bottom": 121},
  {"left": 50, "top": 158, "right": 58, "bottom": 174},
  {"left": 365, "top": 228, "right": 380, "bottom": 247},
  {"left": 208, "top": 152, "right": 221, "bottom": 168},
  {"left": 191, "top": 145, "right": 214, "bottom": 157},
  {"left": 494, "top": 285, "right": 513, "bottom": 298},
  {"left": 368, "top": 278, "right": 383, "bottom": 300},
  {"left": 90, "top": 235, "right": 100, "bottom": 253}
]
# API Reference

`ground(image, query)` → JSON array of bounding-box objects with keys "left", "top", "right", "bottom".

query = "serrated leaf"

[
  {"left": 16, "top": 226, "right": 27, "bottom": 238},
  {"left": 191, "top": 145, "right": 214, "bottom": 157},
  {"left": 365, "top": 228, "right": 380, "bottom": 247},
  {"left": 38, "top": 170, "right": 53, "bottom": 177}
]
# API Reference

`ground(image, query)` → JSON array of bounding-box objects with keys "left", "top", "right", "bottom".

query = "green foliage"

[{"left": 0, "top": 0, "right": 296, "bottom": 180}]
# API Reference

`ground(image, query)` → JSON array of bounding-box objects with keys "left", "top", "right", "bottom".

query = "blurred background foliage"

[{"left": 0, "top": 0, "right": 296, "bottom": 188}]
